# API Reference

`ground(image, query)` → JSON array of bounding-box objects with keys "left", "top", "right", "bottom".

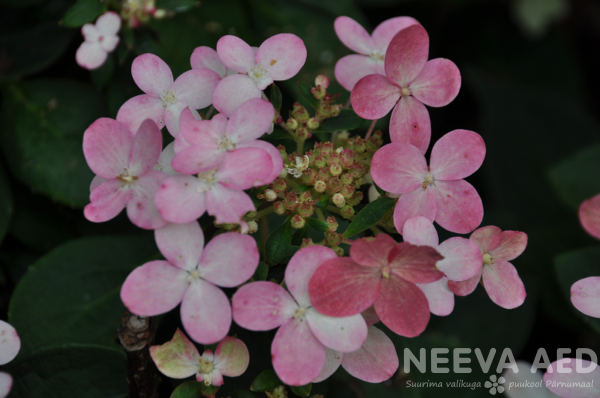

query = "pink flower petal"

[
  {"left": 256, "top": 33, "right": 307, "bottom": 81},
  {"left": 571, "top": 277, "right": 600, "bottom": 318},
  {"left": 155, "top": 221, "right": 204, "bottom": 271},
  {"left": 447, "top": 268, "right": 482, "bottom": 296},
  {"left": 350, "top": 234, "right": 398, "bottom": 268},
  {"left": 341, "top": 325, "right": 399, "bottom": 383},
  {"left": 96, "top": 11, "right": 121, "bottom": 36},
  {"left": 437, "top": 237, "right": 482, "bottom": 281},
  {"left": 334, "top": 54, "right": 379, "bottom": 92},
  {"left": 172, "top": 69, "right": 221, "bottom": 110},
  {"left": 216, "top": 35, "right": 256, "bottom": 73},
  {"left": 212, "top": 74, "right": 262, "bottom": 117},
  {"left": 351, "top": 74, "right": 401, "bottom": 120},
  {"left": 181, "top": 279, "right": 231, "bottom": 344},
  {"left": 308, "top": 257, "right": 382, "bottom": 317},
  {"left": 430, "top": 130, "right": 486, "bottom": 180},
  {"left": 544, "top": 359, "right": 600, "bottom": 398},
  {"left": 116, "top": 94, "right": 166, "bottom": 134},
  {"left": 333, "top": 16, "right": 374, "bottom": 55},
  {"left": 76, "top": 41, "right": 107, "bottom": 70},
  {"left": 128, "top": 119, "right": 162, "bottom": 176},
  {"left": 392, "top": 186, "right": 437, "bottom": 233},
  {"left": 198, "top": 232, "right": 258, "bottom": 287},
  {"left": 361, "top": 306, "right": 380, "bottom": 326},
  {"left": 164, "top": 102, "right": 187, "bottom": 137},
  {"left": 286, "top": 246, "right": 338, "bottom": 307},
  {"left": 482, "top": 260, "right": 526, "bottom": 309},
  {"left": 0, "top": 372, "right": 12, "bottom": 398},
  {"left": 580, "top": 194, "right": 600, "bottom": 240},
  {"left": 372, "top": 17, "right": 419, "bottom": 53},
  {"left": 375, "top": 275, "right": 430, "bottom": 337},
  {"left": 385, "top": 24, "right": 429, "bottom": 87},
  {"left": 370, "top": 142, "right": 427, "bottom": 193},
  {"left": 216, "top": 148, "right": 271, "bottom": 190},
  {"left": 236, "top": 140, "right": 282, "bottom": 186},
  {"left": 432, "top": 179, "right": 483, "bottom": 234},
  {"left": 205, "top": 183, "right": 255, "bottom": 225},
  {"left": 470, "top": 225, "right": 502, "bottom": 253},
  {"left": 271, "top": 319, "right": 326, "bottom": 386},
  {"left": 154, "top": 175, "right": 207, "bottom": 223},
  {"left": 418, "top": 277, "right": 454, "bottom": 316},
  {"left": 0, "top": 321, "right": 20, "bottom": 365},
  {"left": 179, "top": 108, "right": 226, "bottom": 145},
  {"left": 150, "top": 329, "right": 200, "bottom": 379},
  {"left": 389, "top": 96, "right": 431, "bottom": 154},
  {"left": 227, "top": 98, "right": 274, "bottom": 143},
  {"left": 232, "top": 282, "right": 297, "bottom": 331},
  {"left": 305, "top": 308, "right": 367, "bottom": 353},
  {"left": 213, "top": 336, "right": 249, "bottom": 377},
  {"left": 84, "top": 179, "right": 131, "bottom": 223},
  {"left": 132, "top": 53, "right": 173, "bottom": 96},
  {"left": 191, "top": 46, "right": 226, "bottom": 78},
  {"left": 387, "top": 242, "right": 444, "bottom": 284},
  {"left": 402, "top": 216, "right": 439, "bottom": 247},
  {"left": 83, "top": 118, "right": 133, "bottom": 178},
  {"left": 313, "top": 349, "right": 342, "bottom": 383},
  {"left": 127, "top": 170, "right": 168, "bottom": 229},
  {"left": 100, "top": 34, "right": 119, "bottom": 53},
  {"left": 488, "top": 230, "right": 528, "bottom": 262},
  {"left": 120, "top": 260, "right": 188, "bottom": 316},
  {"left": 410, "top": 58, "right": 461, "bottom": 107},
  {"left": 82, "top": 23, "right": 99, "bottom": 41},
  {"left": 172, "top": 145, "right": 225, "bottom": 175},
  {"left": 89, "top": 175, "right": 106, "bottom": 192}
]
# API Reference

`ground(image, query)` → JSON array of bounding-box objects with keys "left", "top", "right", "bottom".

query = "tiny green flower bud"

[
  {"left": 307, "top": 117, "right": 320, "bottom": 129},
  {"left": 348, "top": 165, "right": 364, "bottom": 179},
  {"left": 298, "top": 201, "right": 314, "bottom": 218},
  {"left": 331, "top": 245, "right": 345, "bottom": 257},
  {"left": 296, "top": 127, "right": 309, "bottom": 139},
  {"left": 294, "top": 107, "right": 309, "bottom": 124},
  {"left": 306, "top": 150, "right": 315, "bottom": 164},
  {"left": 321, "top": 142, "right": 334, "bottom": 156},
  {"left": 317, "top": 167, "right": 331, "bottom": 182},
  {"left": 277, "top": 144, "right": 288, "bottom": 158},
  {"left": 329, "top": 161, "right": 343, "bottom": 177},
  {"left": 299, "top": 191, "right": 312, "bottom": 202},
  {"left": 332, "top": 193, "right": 345, "bottom": 208},
  {"left": 301, "top": 168, "right": 317, "bottom": 185},
  {"left": 273, "top": 201, "right": 285, "bottom": 215},
  {"left": 327, "top": 177, "right": 343, "bottom": 193},
  {"left": 291, "top": 215, "right": 305, "bottom": 229},
  {"left": 354, "top": 137, "right": 366, "bottom": 153},
  {"left": 325, "top": 231, "right": 342, "bottom": 246},
  {"left": 311, "top": 85, "right": 326, "bottom": 100},
  {"left": 319, "top": 102, "right": 332, "bottom": 117},
  {"left": 340, "top": 173, "right": 353, "bottom": 185},
  {"left": 279, "top": 168, "right": 288, "bottom": 179},
  {"left": 247, "top": 220, "right": 258, "bottom": 234},
  {"left": 314, "top": 180, "right": 327, "bottom": 193},
  {"left": 340, "top": 148, "right": 356, "bottom": 168},
  {"left": 264, "top": 189, "right": 277, "bottom": 201},
  {"left": 341, "top": 205, "right": 355, "bottom": 219},
  {"left": 314, "top": 154, "right": 326, "bottom": 168},
  {"left": 315, "top": 75, "right": 331, "bottom": 89},
  {"left": 286, "top": 118, "right": 299, "bottom": 130},
  {"left": 283, "top": 191, "right": 298, "bottom": 210},
  {"left": 341, "top": 184, "right": 355, "bottom": 198},
  {"left": 273, "top": 178, "right": 287, "bottom": 193},
  {"left": 346, "top": 191, "right": 364, "bottom": 206},
  {"left": 301, "top": 238, "right": 314, "bottom": 248},
  {"left": 326, "top": 216, "right": 338, "bottom": 232}
]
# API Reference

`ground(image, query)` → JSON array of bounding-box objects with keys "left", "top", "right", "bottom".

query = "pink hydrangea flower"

[
  {"left": 333, "top": 16, "right": 418, "bottom": 91},
  {"left": 402, "top": 216, "right": 482, "bottom": 316},
  {"left": 121, "top": 221, "right": 259, "bottom": 344},
  {"left": 308, "top": 234, "right": 444, "bottom": 337},
  {"left": 371, "top": 129, "right": 486, "bottom": 234},
  {"left": 448, "top": 226, "right": 528, "bottom": 309},
  {"left": 117, "top": 53, "right": 221, "bottom": 136},
  {"left": 232, "top": 246, "right": 368, "bottom": 386},
  {"left": 172, "top": 98, "right": 282, "bottom": 185},
  {"left": 0, "top": 320, "right": 21, "bottom": 398},
  {"left": 83, "top": 118, "right": 168, "bottom": 230},
  {"left": 351, "top": 24, "right": 461, "bottom": 153},
  {"left": 571, "top": 277, "right": 600, "bottom": 318},
  {"left": 579, "top": 194, "right": 600, "bottom": 240},
  {"left": 76, "top": 11, "right": 121, "bottom": 70},
  {"left": 212, "top": 34, "right": 307, "bottom": 116},
  {"left": 150, "top": 329, "right": 249, "bottom": 387},
  {"left": 543, "top": 359, "right": 600, "bottom": 398},
  {"left": 191, "top": 46, "right": 237, "bottom": 79}
]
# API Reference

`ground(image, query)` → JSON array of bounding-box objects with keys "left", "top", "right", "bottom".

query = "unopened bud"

[
  {"left": 301, "top": 168, "right": 317, "bottom": 185},
  {"left": 330, "top": 104, "right": 342, "bottom": 116},
  {"left": 273, "top": 201, "right": 285, "bottom": 215},
  {"left": 301, "top": 238, "right": 314, "bottom": 248},
  {"left": 314, "top": 180, "right": 327, "bottom": 193},
  {"left": 340, "top": 149, "right": 356, "bottom": 168},
  {"left": 317, "top": 167, "right": 331, "bottom": 182},
  {"left": 247, "top": 220, "right": 258, "bottom": 234},
  {"left": 332, "top": 246, "right": 344, "bottom": 257},
  {"left": 283, "top": 191, "right": 298, "bottom": 210},
  {"left": 341, "top": 184, "right": 355, "bottom": 198},
  {"left": 329, "top": 162, "right": 343, "bottom": 177},
  {"left": 273, "top": 178, "right": 287, "bottom": 193},
  {"left": 277, "top": 145, "right": 288, "bottom": 158},
  {"left": 286, "top": 118, "right": 299, "bottom": 130},
  {"left": 293, "top": 101, "right": 303, "bottom": 111},
  {"left": 299, "top": 191, "right": 312, "bottom": 202},
  {"left": 346, "top": 191, "right": 364, "bottom": 206},
  {"left": 332, "top": 193, "right": 346, "bottom": 208},
  {"left": 321, "top": 142, "right": 334, "bottom": 156},
  {"left": 294, "top": 107, "right": 309, "bottom": 124},
  {"left": 327, "top": 176, "right": 343, "bottom": 193},
  {"left": 340, "top": 173, "right": 353, "bottom": 185},
  {"left": 348, "top": 165, "right": 365, "bottom": 179},
  {"left": 279, "top": 168, "right": 288, "bottom": 179},
  {"left": 326, "top": 216, "right": 338, "bottom": 232},
  {"left": 315, "top": 75, "right": 331, "bottom": 89},
  {"left": 354, "top": 137, "right": 366, "bottom": 153},
  {"left": 296, "top": 127, "right": 309, "bottom": 139},
  {"left": 314, "top": 154, "right": 326, "bottom": 168},
  {"left": 311, "top": 85, "right": 326, "bottom": 100},
  {"left": 264, "top": 189, "right": 277, "bottom": 201},
  {"left": 341, "top": 205, "right": 355, "bottom": 219},
  {"left": 298, "top": 201, "right": 314, "bottom": 218},
  {"left": 291, "top": 214, "right": 305, "bottom": 229},
  {"left": 307, "top": 117, "right": 320, "bottom": 130},
  {"left": 325, "top": 231, "right": 342, "bottom": 246}
]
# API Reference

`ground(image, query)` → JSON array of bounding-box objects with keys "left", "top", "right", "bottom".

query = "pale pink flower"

[
  {"left": 543, "top": 359, "right": 600, "bottom": 398},
  {"left": 571, "top": 277, "right": 600, "bottom": 318},
  {"left": 232, "top": 246, "right": 368, "bottom": 386},
  {"left": 351, "top": 24, "right": 461, "bottom": 153},
  {"left": 212, "top": 34, "right": 307, "bottom": 116},
  {"left": 402, "top": 216, "right": 482, "bottom": 316},
  {"left": 448, "top": 226, "right": 528, "bottom": 309},
  {"left": 117, "top": 53, "right": 220, "bottom": 136},
  {"left": 150, "top": 329, "right": 249, "bottom": 387},
  {"left": 121, "top": 221, "right": 259, "bottom": 344},
  {"left": 308, "top": 234, "right": 443, "bottom": 338},
  {"left": 191, "top": 46, "right": 237, "bottom": 79},
  {"left": 333, "top": 16, "right": 418, "bottom": 91},
  {"left": 83, "top": 118, "right": 167, "bottom": 230},
  {"left": 0, "top": 320, "right": 21, "bottom": 398},
  {"left": 76, "top": 11, "right": 121, "bottom": 70},
  {"left": 579, "top": 194, "right": 600, "bottom": 240},
  {"left": 154, "top": 142, "right": 179, "bottom": 177},
  {"left": 371, "top": 129, "right": 486, "bottom": 234}
]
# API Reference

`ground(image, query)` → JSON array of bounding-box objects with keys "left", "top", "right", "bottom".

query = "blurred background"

[{"left": 1, "top": 0, "right": 600, "bottom": 397}]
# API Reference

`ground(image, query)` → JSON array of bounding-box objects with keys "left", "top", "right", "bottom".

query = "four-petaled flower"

[
  {"left": 76, "top": 11, "right": 121, "bottom": 70},
  {"left": 0, "top": 320, "right": 21, "bottom": 398}
]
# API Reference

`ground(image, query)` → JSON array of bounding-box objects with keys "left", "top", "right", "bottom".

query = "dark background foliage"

[{"left": 1, "top": 0, "right": 599, "bottom": 397}]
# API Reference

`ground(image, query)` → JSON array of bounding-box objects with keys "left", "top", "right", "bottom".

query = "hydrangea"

[
  {"left": 0, "top": 320, "right": 21, "bottom": 398},
  {"left": 76, "top": 11, "right": 121, "bottom": 70},
  {"left": 579, "top": 194, "right": 600, "bottom": 240}
]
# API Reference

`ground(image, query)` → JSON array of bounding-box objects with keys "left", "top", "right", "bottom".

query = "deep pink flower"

[
  {"left": 351, "top": 24, "right": 461, "bottom": 153},
  {"left": 308, "top": 234, "right": 444, "bottom": 337},
  {"left": 333, "top": 16, "right": 418, "bottom": 91},
  {"left": 150, "top": 329, "right": 249, "bottom": 387},
  {"left": 0, "top": 320, "right": 20, "bottom": 398},
  {"left": 543, "top": 359, "right": 600, "bottom": 398},
  {"left": 371, "top": 129, "right": 486, "bottom": 234},
  {"left": 83, "top": 118, "right": 167, "bottom": 230},
  {"left": 121, "top": 221, "right": 259, "bottom": 344},
  {"left": 232, "top": 246, "right": 368, "bottom": 386},
  {"left": 212, "top": 34, "right": 307, "bottom": 116},
  {"left": 117, "top": 53, "right": 220, "bottom": 136},
  {"left": 448, "top": 226, "right": 528, "bottom": 309},
  {"left": 402, "top": 216, "right": 482, "bottom": 316},
  {"left": 76, "top": 11, "right": 121, "bottom": 70},
  {"left": 580, "top": 194, "right": 600, "bottom": 240},
  {"left": 571, "top": 277, "right": 600, "bottom": 318}
]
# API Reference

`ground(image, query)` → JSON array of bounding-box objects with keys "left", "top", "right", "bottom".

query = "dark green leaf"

[
  {"left": 270, "top": 83, "right": 282, "bottom": 113},
  {"left": 312, "top": 109, "right": 364, "bottom": 133},
  {"left": 0, "top": 162, "right": 13, "bottom": 244},
  {"left": 254, "top": 262, "right": 269, "bottom": 281},
  {"left": 90, "top": 53, "right": 115, "bottom": 88},
  {"left": 264, "top": 130, "right": 294, "bottom": 141},
  {"left": 342, "top": 197, "right": 395, "bottom": 238},
  {"left": 171, "top": 381, "right": 204, "bottom": 398},
  {"left": 202, "top": 384, "right": 220, "bottom": 397},
  {"left": 282, "top": 245, "right": 300, "bottom": 264},
  {"left": 234, "top": 391, "right": 257, "bottom": 398},
  {"left": 291, "top": 225, "right": 308, "bottom": 246},
  {"left": 250, "top": 370, "right": 282, "bottom": 392},
  {"left": 314, "top": 196, "right": 329, "bottom": 209},
  {"left": 265, "top": 218, "right": 292, "bottom": 265},
  {"left": 62, "top": 0, "right": 104, "bottom": 27},
  {"left": 8, "top": 234, "right": 156, "bottom": 355},
  {"left": 373, "top": 181, "right": 386, "bottom": 197},
  {"left": 156, "top": 0, "right": 198, "bottom": 11},
  {"left": 298, "top": 81, "right": 319, "bottom": 110},
  {"left": 293, "top": 184, "right": 310, "bottom": 193},
  {"left": 305, "top": 217, "right": 329, "bottom": 232},
  {"left": 290, "top": 383, "right": 312, "bottom": 397}
]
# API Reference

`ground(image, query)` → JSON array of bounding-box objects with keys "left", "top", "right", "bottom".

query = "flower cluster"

[{"left": 0, "top": 320, "right": 21, "bottom": 398}]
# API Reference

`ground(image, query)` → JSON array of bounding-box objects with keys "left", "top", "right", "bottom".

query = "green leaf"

[
  {"left": 290, "top": 383, "right": 312, "bottom": 397},
  {"left": 202, "top": 384, "right": 220, "bottom": 397},
  {"left": 156, "top": 0, "right": 198, "bottom": 11},
  {"left": 62, "top": 0, "right": 104, "bottom": 27},
  {"left": 373, "top": 181, "right": 386, "bottom": 197},
  {"left": 0, "top": 162, "right": 13, "bottom": 245},
  {"left": 342, "top": 197, "right": 395, "bottom": 238},
  {"left": 293, "top": 184, "right": 310, "bottom": 193},
  {"left": 312, "top": 109, "right": 364, "bottom": 133},
  {"left": 250, "top": 370, "right": 282, "bottom": 392},
  {"left": 5, "top": 344, "right": 127, "bottom": 397},
  {"left": 90, "top": 53, "right": 115, "bottom": 88},
  {"left": 265, "top": 218, "right": 292, "bottom": 265},
  {"left": 305, "top": 217, "right": 329, "bottom": 232},
  {"left": 547, "top": 143, "right": 600, "bottom": 210},
  {"left": 270, "top": 83, "right": 283, "bottom": 114},
  {"left": 1, "top": 79, "right": 106, "bottom": 207},
  {"left": 8, "top": 234, "right": 156, "bottom": 355},
  {"left": 234, "top": 391, "right": 257, "bottom": 398},
  {"left": 171, "top": 381, "right": 204, "bottom": 398},
  {"left": 254, "top": 262, "right": 269, "bottom": 281},
  {"left": 314, "top": 196, "right": 329, "bottom": 209},
  {"left": 298, "top": 81, "right": 319, "bottom": 110}
]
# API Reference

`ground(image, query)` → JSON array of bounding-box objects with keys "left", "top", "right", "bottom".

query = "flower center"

[
  {"left": 381, "top": 266, "right": 391, "bottom": 279},
  {"left": 98, "top": 35, "right": 104, "bottom": 42},
  {"left": 370, "top": 51, "right": 385, "bottom": 61},
  {"left": 160, "top": 90, "right": 178, "bottom": 107},
  {"left": 198, "top": 358, "right": 214, "bottom": 386},
  {"left": 422, "top": 174, "right": 434, "bottom": 189},
  {"left": 218, "top": 134, "right": 235, "bottom": 151},
  {"left": 286, "top": 155, "right": 310, "bottom": 178},
  {"left": 249, "top": 64, "right": 267, "bottom": 82},
  {"left": 197, "top": 168, "right": 217, "bottom": 191},
  {"left": 186, "top": 269, "right": 200, "bottom": 283},
  {"left": 117, "top": 169, "right": 138, "bottom": 184},
  {"left": 482, "top": 253, "right": 493, "bottom": 265},
  {"left": 401, "top": 87, "right": 412, "bottom": 97},
  {"left": 293, "top": 307, "right": 307, "bottom": 320}
]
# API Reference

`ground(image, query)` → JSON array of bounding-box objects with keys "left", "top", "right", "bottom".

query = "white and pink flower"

[{"left": 76, "top": 11, "right": 121, "bottom": 70}]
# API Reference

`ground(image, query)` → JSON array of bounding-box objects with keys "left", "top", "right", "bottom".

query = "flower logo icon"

[{"left": 485, "top": 374, "right": 506, "bottom": 395}]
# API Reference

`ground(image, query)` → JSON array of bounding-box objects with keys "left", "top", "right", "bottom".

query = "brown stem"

[{"left": 365, "top": 119, "right": 377, "bottom": 139}]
